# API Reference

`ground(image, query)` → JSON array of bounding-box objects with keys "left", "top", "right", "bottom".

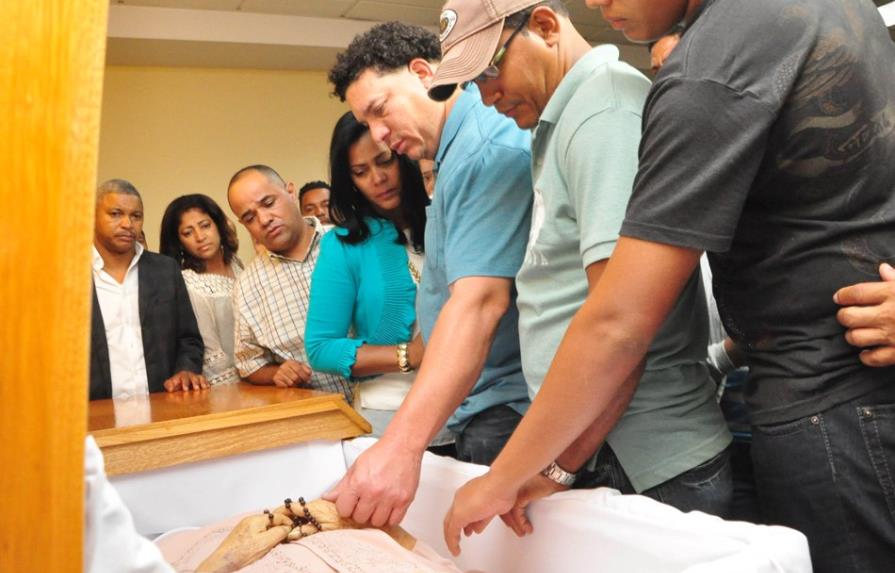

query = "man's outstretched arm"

[
  {"left": 444, "top": 238, "right": 703, "bottom": 555},
  {"left": 324, "top": 275, "right": 513, "bottom": 527},
  {"left": 495, "top": 259, "right": 643, "bottom": 536}
]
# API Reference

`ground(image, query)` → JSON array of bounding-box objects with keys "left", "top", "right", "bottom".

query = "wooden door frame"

[{"left": 0, "top": 1, "right": 109, "bottom": 571}]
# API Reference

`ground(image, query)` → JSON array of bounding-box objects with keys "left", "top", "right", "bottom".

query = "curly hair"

[
  {"left": 159, "top": 194, "right": 239, "bottom": 273},
  {"left": 329, "top": 21, "right": 442, "bottom": 101}
]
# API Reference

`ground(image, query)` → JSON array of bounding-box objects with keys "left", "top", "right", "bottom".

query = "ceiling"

[
  {"left": 105, "top": 0, "right": 652, "bottom": 71},
  {"left": 106, "top": 1, "right": 894, "bottom": 72},
  {"left": 108, "top": 0, "right": 628, "bottom": 41}
]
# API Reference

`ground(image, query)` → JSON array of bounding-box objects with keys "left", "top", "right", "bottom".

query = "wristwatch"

[{"left": 541, "top": 461, "right": 577, "bottom": 487}]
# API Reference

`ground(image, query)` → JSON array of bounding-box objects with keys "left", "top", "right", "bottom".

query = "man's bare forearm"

[
  {"left": 555, "top": 362, "right": 643, "bottom": 472},
  {"left": 381, "top": 278, "right": 512, "bottom": 452},
  {"left": 547, "top": 259, "right": 642, "bottom": 474},
  {"left": 488, "top": 239, "right": 702, "bottom": 489}
]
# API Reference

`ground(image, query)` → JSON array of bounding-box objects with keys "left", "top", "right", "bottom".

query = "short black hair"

[
  {"left": 328, "top": 111, "right": 428, "bottom": 252},
  {"left": 96, "top": 178, "right": 142, "bottom": 205},
  {"left": 159, "top": 194, "right": 239, "bottom": 273},
  {"left": 228, "top": 164, "right": 286, "bottom": 192},
  {"left": 329, "top": 21, "right": 442, "bottom": 101},
  {"left": 299, "top": 180, "right": 330, "bottom": 201}
]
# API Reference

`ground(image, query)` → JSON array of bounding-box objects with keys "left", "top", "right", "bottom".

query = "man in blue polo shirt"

[{"left": 323, "top": 21, "right": 532, "bottom": 528}]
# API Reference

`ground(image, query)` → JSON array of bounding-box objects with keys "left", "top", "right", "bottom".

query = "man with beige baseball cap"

[
  {"left": 435, "top": 1, "right": 734, "bottom": 556},
  {"left": 428, "top": 0, "right": 536, "bottom": 102}
]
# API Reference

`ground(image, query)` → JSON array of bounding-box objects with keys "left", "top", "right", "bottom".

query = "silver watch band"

[{"left": 541, "top": 461, "right": 576, "bottom": 487}]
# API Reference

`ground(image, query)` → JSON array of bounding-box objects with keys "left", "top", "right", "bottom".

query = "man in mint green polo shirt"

[{"left": 431, "top": 0, "right": 732, "bottom": 542}]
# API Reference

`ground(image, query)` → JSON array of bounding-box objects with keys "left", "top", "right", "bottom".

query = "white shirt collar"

[{"left": 92, "top": 242, "right": 144, "bottom": 274}]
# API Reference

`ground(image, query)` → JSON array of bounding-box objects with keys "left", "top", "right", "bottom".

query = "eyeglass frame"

[{"left": 472, "top": 9, "right": 533, "bottom": 84}]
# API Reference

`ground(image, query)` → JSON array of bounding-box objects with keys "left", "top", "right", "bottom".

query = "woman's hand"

[{"left": 196, "top": 512, "right": 292, "bottom": 573}]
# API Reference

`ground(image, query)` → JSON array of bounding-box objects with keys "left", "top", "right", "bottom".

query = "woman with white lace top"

[{"left": 160, "top": 194, "right": 243, "bottom": 386}]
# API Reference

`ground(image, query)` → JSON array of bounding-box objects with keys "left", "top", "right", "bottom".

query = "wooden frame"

[
  {"left": 1, "top": 2, "right": 108, "bottom": 571},
  {"left": 90, "top": 385, "right": 371, "bottom": 476}
]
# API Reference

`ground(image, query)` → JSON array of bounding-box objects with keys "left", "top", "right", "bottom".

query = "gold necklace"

[{"left": 407, "top": 259, "right": 421, "bottom": 285}]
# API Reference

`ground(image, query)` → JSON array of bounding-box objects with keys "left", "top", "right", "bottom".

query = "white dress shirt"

[
  {"left": 92, "top": 244, "right": 149, "bottom": 398},
  {"left": 84, "top": 436, "right": 175, "bottom": 573}
]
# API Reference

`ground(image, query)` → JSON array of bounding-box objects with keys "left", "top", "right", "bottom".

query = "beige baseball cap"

[{"left": 429, "top": 0, "right": 538, "bottom": 101}]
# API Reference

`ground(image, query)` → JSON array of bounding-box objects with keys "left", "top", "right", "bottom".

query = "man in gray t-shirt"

[{"left": 617, "top": 4, "right": 895, "bottom": 567}]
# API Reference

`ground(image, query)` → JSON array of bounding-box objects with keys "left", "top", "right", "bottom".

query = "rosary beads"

[{"left": 284, "top": 497, "right": 321, "bottom": 531}]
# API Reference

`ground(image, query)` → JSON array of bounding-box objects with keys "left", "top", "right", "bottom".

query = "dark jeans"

[
  {"left": 751, "top": 387, "right": 895, "bottom": 573},
  {"left": 720, "top": 369, "right": 763, "bottom": 522},
  {"left": 454, "top": 405, "right": 523, "bottom": 466},
  {"left": 575, "top": 443, "right": 734, "bottom": 518},
  {"left": 728, "top": 440, "right": 763, "bottom": 523}
]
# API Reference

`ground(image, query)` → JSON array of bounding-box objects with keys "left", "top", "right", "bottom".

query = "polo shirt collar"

[
  {"left": 434, "top": 83, "right": 479, "bottom": 168},
  {"left": 538, "top": 45, "right": 620, "bottom": 127}
]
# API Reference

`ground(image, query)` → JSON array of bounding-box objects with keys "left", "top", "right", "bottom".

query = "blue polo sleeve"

[
  {"left": 441, "top": 143, "right": 533, "bottom": 285},
  {"left": 305, "top": 232, "right": 364, "bottom": 379}
]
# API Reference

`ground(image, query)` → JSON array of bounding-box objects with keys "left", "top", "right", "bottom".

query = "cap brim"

[
  {"left": 429, "top": 19, "right": 503, "bottom": 102},
  {"left": 429, "top": 82, "right": 458, "bottom": 103}
]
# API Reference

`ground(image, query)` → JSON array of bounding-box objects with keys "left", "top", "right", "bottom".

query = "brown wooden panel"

[
  {"left": 90, "top": 382, "right": 334, "bottom": 431},
  {"left": 0, "top": 2, "right": 108, "bottom": 571},
  {"left": 101, "top": 409, "right": 368, "bottom": 476},
  {"left": 90, "top": 383, "right": 371, "bottom": 475}
]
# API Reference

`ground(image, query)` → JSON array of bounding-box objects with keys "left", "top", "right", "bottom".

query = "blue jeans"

[
  {"left": 454, "top": 405, "right": 522, "bottom": 466},
  {"left": 575, "top": 443, "right": 733, "bottom": 518},
  {"left": 751, "top": 387, "right": 895, "bottom": 573}
]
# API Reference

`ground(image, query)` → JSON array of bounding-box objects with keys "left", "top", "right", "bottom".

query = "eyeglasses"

[{"left": 473, "top": 10, "right": 531, "bottom": 84}]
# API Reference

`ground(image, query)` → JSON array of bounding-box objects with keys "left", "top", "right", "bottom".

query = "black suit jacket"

[{"left": 89, "top": 251, "right": 204, "bottom": 400}]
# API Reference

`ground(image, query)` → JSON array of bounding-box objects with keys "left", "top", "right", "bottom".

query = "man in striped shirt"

[{"left": 228, "top": 164, "right": 350, "bottom": 401}]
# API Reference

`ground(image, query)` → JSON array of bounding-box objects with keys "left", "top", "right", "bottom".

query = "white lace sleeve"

[{"left": 185, "top": 277, "right": 239, "bottom": 385}]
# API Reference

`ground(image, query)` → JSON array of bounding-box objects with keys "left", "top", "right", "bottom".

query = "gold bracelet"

[{"left": 396, "top": 342, "right": 413, "bottom": 373}]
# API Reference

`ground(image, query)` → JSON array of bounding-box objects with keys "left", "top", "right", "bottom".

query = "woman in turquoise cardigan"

[{"left": 306, "top": 111, "right": 445, "bottom": 441}]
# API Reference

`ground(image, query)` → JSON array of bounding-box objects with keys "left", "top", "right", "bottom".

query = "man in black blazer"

[{"left": 89, "top": 179, "right": 206, "bottom": 401}]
